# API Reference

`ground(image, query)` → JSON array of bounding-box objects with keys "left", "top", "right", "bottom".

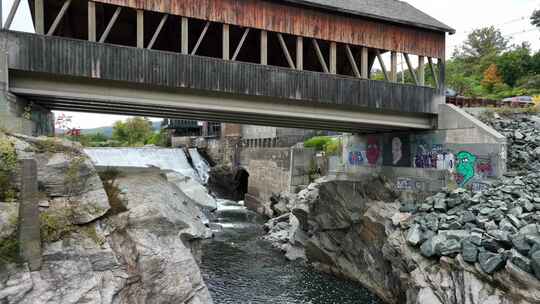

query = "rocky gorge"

[
  {"left": 0, "top": 133, "right": 213, "bottom": 304},
  {"left": 264, "top": 111, "right": 540, "bottom": 304}
]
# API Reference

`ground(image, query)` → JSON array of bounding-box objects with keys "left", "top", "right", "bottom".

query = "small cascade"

[{"left": 188, "top": 148, "right": 211, "bottom": 184}]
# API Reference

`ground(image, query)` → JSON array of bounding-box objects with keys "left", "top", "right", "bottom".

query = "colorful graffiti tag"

[
  {"left": 396, "top": 177, "right": 415, "bottom": 190},
  {"left": 414, "top": 143, "right": 455, "bottom": 171},
  {"left": 348, "top": 151, "right": 364, "bottom": 166},
  {"left": 366, "top": 136, "right": 380, "bottom": 165},
  {"left": 475, "top": 160, "right": 493, "bottom": 178},
  {"left": 455, "top": 151, "right": 477, "bottom": 187}
]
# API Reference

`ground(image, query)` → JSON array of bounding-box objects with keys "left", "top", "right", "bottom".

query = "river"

[{"left": 200, "top": 199, "right": 382, "bottom": 304}]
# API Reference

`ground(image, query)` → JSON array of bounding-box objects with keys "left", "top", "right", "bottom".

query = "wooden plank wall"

[
  {"left": 91, "top": 0, "right": 445, "bottom": 58},
  {"left": 6, "top": 31, "right": 439, "bottom": 114}
]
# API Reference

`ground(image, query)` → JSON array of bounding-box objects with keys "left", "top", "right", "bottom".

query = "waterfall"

[
  {"left": 188, "top": 148, "right": 210, "bottom": 184},
  {"left": 84, "top": 147, "right": 202, "bottom": 183}
]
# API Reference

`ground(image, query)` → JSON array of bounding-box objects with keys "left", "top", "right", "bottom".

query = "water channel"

[{"left": 200, "top": 199, "right": 382, "bottom": 304}]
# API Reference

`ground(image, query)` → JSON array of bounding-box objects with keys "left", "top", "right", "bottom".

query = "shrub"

[
  {"left": 0, "top": 137, "right": 17, "bottom": 202},
  {"left": 99, "top": 169, "right": 128, "bottom": 217},
  {"left": 0, "top": 235, "right": 19, "bottom": 265},
  {"left": 324, "top": 138, "right": 342, "bottom": 156},
  {"left": 304, "top": 136, "right": 334, "bottom": 151},
  {"left": 40, "top": 209, "right": 74, "bottom": 243}
]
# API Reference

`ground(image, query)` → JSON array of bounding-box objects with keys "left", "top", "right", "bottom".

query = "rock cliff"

[
  {"left": 265, "top": 176, "right": 540, "bottom": 304},
  {"left": 0, "top": 134, "right": 213, "bottom": 304}
]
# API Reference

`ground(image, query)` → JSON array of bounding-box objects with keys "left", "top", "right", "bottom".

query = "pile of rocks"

[
  {"left": 401, "top": 112, "right": 540, "bottom": 279},
  {"left": 484, "top": 113, "right": 540, "bottom": 172}
]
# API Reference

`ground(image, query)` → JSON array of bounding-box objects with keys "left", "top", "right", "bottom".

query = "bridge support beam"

[
  {"left": 296, "top": 37, "right": 303, "bottom": 70},
  {"left": 418, "top": 56, "right": 425, "bottom": 86},
  {"left": 223, "top": 24, "right": 229, "bottom": 60},
  {"left": 181, "top": 17, "right": 189, "bottom": 54},
  {"left": 35, "top": 0, "right": 45, "bottom": 34},
  {"left": 261, "top": 30, "right": 268, "bottom": 65},
  {"left": 88, "top": 1, "right": 96, "bottom": 42},
  {"left": 137, "top": 10, "right": 144, "bottom": 48},
  {"left": 390, "top": 51, "right": 398, "bottom": 82}
]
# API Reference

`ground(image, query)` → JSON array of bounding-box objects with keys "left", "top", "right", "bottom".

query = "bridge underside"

[
  {"left": 3, "top": 31, "right": 440, "bottom": 133},
  {"left": 10, "top": 72, "right": 434, "bottom": 133}
]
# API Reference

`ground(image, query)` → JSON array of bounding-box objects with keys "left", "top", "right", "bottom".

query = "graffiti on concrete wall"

[
  {"left": 455, "top": 151, "right": 477, "bottom": 187},
  {"left": 396, "top": 177, "right": 415, "bottom": 190},
  {"left": 383, "top": 135, "right": 410, "bottom": 167},
  {"left": 366, "top": 136, "right": 381, "bottom": 165},
  {"left": 475, "top": 158, "right": 494, "bottom": 178},
  {"left": 413, "top": 141, "right": 455, "bottom": 171},
  {"left": 348, "top": 150, "right": 364, "bottom": 166}
]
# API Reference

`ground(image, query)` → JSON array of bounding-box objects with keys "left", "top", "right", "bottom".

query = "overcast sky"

[{"left": 3, "top": 0, "right": 540, "bottom": 129}]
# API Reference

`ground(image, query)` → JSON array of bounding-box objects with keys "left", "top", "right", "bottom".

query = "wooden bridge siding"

[
  {"left": 89, "top": 0, "right": 445, "bottom": 58},
  {"left": 5, "top": 31, "right": 437, "bottom": 114}
]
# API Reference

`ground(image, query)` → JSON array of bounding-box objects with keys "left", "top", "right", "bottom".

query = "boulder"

[
  {"left": 0, "top": 203, "right": 18, "bottom": 240},
  {"left": 436, "top": 239, "right": 461, "bottom": 257},
  {"left": 37, "top": 153, "right": 110, "bottom": 224},
  {"left": 478, "top": 252, "right": 506, "bottom": 274},
  {"left": 510, "top": 249, "right": 532, "bottom": 274},
  {"left": 531, "top": 251, "right": 540, "bottom": 280},
  {"left": 462, "top": 240, "right": 479, "bottom": 263},
  {"left": 407, "top": 225, "right": 424, "bottom": 247}
]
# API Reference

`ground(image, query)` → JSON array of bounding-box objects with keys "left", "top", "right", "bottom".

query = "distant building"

[
  {"left": 162, "top": 119, "right": 221, "bottom": 138},
  {"left": 241, "top": 125, "right": 331, "bottom": 148}
]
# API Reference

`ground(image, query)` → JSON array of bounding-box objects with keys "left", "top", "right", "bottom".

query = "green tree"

[
  {"left": 146, "top": 129, "right": 169, "bottom": 147},
  {"left": 112, "top": 117, "right": 153, "bottom": 146},
  {"left": 532, "top": 9, "right": 540, "bottom": 28},
  {"left": 496, "top": 43, "right": 532, "bottom": 87},
  {"left": 454, "top": 27, "right": 508, "bottom": 60}
]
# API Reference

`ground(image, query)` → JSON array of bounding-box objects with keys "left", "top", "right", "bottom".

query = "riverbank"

[{"left": 263, "top": 111, "right": 540, "bottom": 304}]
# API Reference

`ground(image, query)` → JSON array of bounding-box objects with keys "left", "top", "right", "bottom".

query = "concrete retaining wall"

[
  {"left": 240, "top": 148, "right": 292, "bottom": 205},
  {"left": 0, "top": 50, "right": 53, "bottom": 137},
  {"left": 337, "top": 104, "right": 507, "bottom": 193}
]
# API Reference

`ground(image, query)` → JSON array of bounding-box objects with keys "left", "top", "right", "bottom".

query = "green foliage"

[
  {"left": 495, "top": 43, "right": 532, "bottom": 87},
  {"left": 99, "top": 169, "right": 128, "bottom": 217},
  {"left": 34, "top": 137, "right": 73, "bottom": 153},
  {"left": 304, "top": 136, "right": 334, "bottom": 151},
  {"left": 79, "top": 132, "right": 110, "bottom": 147},
  {"left": 0, "top": 235, "right": 19, "bottom": 265},
  {"left": 146, "top": 129, "right": 169, "bottom": 147},
  {"left": 324, "top": 138, "right": 342, "bottom": 156},
  {"left": 64, "top": 156, "right": 86, "bottom": 198},
  {"left": 445, "top": 26, "right": 540, "bottom": 100},
  {"left": 112, "top": 117, "right": 154, "bottom": 147},
  {"left": 454, "top": 26, "right": 508, "bottom": 60},
  {"left": 0, "top": 137, "right": 17, "bottom": 202},
  {"left": 40, "top": 209, "right": 74, "bottom": 243}
]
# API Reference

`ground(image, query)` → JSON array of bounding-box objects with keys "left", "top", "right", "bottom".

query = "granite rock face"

[
  {"left": 0, "top": 133, "right": 213, "bottom": 304},
  {"left": 264, "top": 176, "right": 540, "bottom": 304}
]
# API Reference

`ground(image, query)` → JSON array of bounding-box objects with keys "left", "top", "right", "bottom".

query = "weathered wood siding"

[
  {"left": 87, "top": 0, "right": 445, "bottom": 58},
  {"left": 5, "top": 31, "right": 439, "bottom": 114}
]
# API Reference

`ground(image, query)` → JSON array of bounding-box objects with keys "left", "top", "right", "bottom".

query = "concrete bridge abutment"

[{"left": 0, "top": 49, "right": 54, "bottom": 137}]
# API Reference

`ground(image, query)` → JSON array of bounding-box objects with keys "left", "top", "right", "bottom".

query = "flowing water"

[{"left": 200, "top": 199, "right": 382, "bottom": 304}]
